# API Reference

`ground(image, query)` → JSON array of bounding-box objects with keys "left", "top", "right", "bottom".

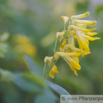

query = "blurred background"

[{"left": 0, "top": 0, "right": 103, "bottom": 103}]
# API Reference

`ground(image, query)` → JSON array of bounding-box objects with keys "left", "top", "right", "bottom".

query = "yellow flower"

[
  {"left": 82, "top": 33, "right": 100, "bottom": 41},
  {"left": 64, "top": 44, "right": 81, "bottom": 52},
  {"left": 59, "top": 41, "right": 66, "bottom": 51},
  {"left": 24, "top": 44, "right": 36, "bottom": 56},
  {"left": 86, "top": 32, "right": 98, "bottom": 36},
  {"left": 49, "top": 65, "right": 58, "bottom": 78},
  {"left": 68, "top": 30, "right": 75, "bottom": 47},
  {"left": 63, "top": 57, "right": 80, "bottom": 75},
  {"left": 14, "top": 35, "right": 30, "bottom": 45},
  {"left": 44, "top": 56, "right": 58, "bottom": 78},
  {"left": 44, "top": 56, "right": 53, "bottom": 66},
  {"left": 76, "top": 31, "right": 100, "bottom": 52},
  {"left": 14, "top": 34, "right": 37, "bottom": 56},
  {"left": 54, "top": 52, "right": 82, "bottom": 75},
  {"left": 56, "top": 31, "right": 64, "bottom": 42},
  {"left": 64, "top": 44, "right": 90, "bottom": 56},
  {"left": 54, "top": 52, "right": 82, "bottom": 60},
  {"left": 75, "top": 24, "right": 87, "bottom": 28},
  {"left": 61, "top": 16, "right": 69, "bottom": 24},
  {"left": 71, "top": 12, "right": 90, "bottom": 19},
  {"left": 68, "top": 25, "right": 96, "bottom": 33},
  {"left": 73, "top": 20, "right": 97, "bottom": 26},
  {"left": 76, "top": 31, "right": 90, "bottom": 51}
]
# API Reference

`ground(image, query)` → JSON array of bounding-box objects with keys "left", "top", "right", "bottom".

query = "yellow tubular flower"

[
  {"left": 44, "top": 56, "right": 53, "bottom": 66},
  {"left": 61, "top": 16, "right": 69, "bottom": 24},
  {"left": 75, "top": 24, "right": 87, "bottom": 28},
  {"left": 69, "top": 62, "right": 78, "bottom": 76},
  {"left": 65, "top": 57, "right": 81, "bottom": 70},
  {"left": 49, "top": 65, "right": 58, "bottom": 78},
  {"left": 54, "top": 52, "right": 82, "bottom": 60},
  {"left": 54, "top": 52, "right": 82, "bottom": 75},
  {"left": 74, "top": 20, "right": 97, "bottom": 26},
  {"left": 63, "top": 57, "right": 81, "bottom": 75},
  {"left": 56, "top": 31, "right": 64, "bottom": 42},
  {"left": 86, "top": 32, "right": 98, "bottom": 36},
  {"left": 64, "top": 44, "right": 81, "bottom": 52},
  {"left": 76, "top": 31, "right": 90, "bottom": 52},
  {"left": 71, "top": 12, "right": 90, "bottom": 19},
  {"left": 68, "top": 30, "right": 75, "bottom": 47},
  {"left": 60, "top": 41, "right": 66, "bottom": 51},
  {"left": 68, "top": 25, "right": 96, "bottom": 33},
  {"left": 82, "top": 33, "right": 100, "bottom": 41},
  {"left": 64, "top": 44, "right": 90, "bottom": 56}
]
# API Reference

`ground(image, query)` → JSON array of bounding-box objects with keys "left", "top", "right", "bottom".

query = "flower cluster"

[{"left": 44, "top": 12, "right": 100, "bottom": 78}]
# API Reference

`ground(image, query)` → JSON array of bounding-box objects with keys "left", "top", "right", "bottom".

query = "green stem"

[
  {"left": 64, "top": 23, "right": 65, "bottom": 33},
  {"left": 54, "top": 38, "right": 58, "bottom": 53},
  {"left": 42, "top": 63, "right": 46, "bottom": 77},
  {"left": 44, "top": 27, "right": 73, "bottom": 78}
]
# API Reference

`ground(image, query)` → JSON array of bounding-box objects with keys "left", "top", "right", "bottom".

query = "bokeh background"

[{"left": 0, "top": 0, "right": 103, "bottom": 103}]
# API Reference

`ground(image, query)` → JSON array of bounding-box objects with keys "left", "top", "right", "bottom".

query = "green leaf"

[
  {"left": 35, "top": 88, "right": 58, "bottom": 103},
  {"left": 45, "top": 80, "right": 73, "bottom": 103},
  {"left": 23, "top": 72, "right": 47, "bottom": 87},
  {"left": 96, "top": 6, "right": 103, "bottom": 15},
  {"left": 13, "top": 73, "right": 44, "bottom": 92},
  {"left": 0, "top": 68, "right": 13, "bottom": 82},
  {"left": 0, "top": 43, "right": 8, "bottom": 58},
  {"left": 45, "top": 80, "right": 70, "bottom": 95},
  {"left": 24, "top": 55, "right": 42, "bottom": 76}
]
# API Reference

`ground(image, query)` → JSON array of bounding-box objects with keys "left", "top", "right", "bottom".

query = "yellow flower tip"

[
  {"left": 49, "top": 65, "right": 58, "bottom": 79},
  {"left": 88, "top": 37, "right": 100, "bottom": 41},
  {"left": 44, "top": 56, "right": 53, "bottom": 66},
  {"left": 81, "top": 51, "right": 91, "bottom": 56},
  {"left": 85, "top": 12, "right": 90, "bottom": 17},
  {"left": 68, "top": 25, "right": 96, "bottom": 32},
  {"left": 86, "top": 32, "right": 98, "bottom": 36},
  {"left": 61, "top": 41, "right": 66, "bottom": 47},
  {"left": 56, "top": 32, "right": 64, "bottom": 42},
  {"left": 44, "top": 56, "right": 48, "bottom": 63},
  {"left": 89, "top": 21, "right": 97, "bottom": 26},
  {"left": 71, "top": 12, "right": 90, "bottom": 19},
  {"left": 76, "top": 66, "right": 81, "bottom": 70},
  {"left": 75, "top": 24, "right": 86, "bottom": 28},
  {"left": 66, "top": 57, "right": 81, "bottom": 70},
  {"left": 85, "top": 28, "right": 96, "bottom": 32},
  {"left": 96, "top": 37, "right": 101, "bottom": 40},
  {"left": 90, "top": 37, "right": 100, "bottom": 41},
  {"left": 61, "top": 16, "right": 69, "bottom": 24},
  {"left": 75, "top": 72, "right": 78, "bottom": 76},
  {"left": 71, "top": 68, "right": 78, "bottom": 76}
]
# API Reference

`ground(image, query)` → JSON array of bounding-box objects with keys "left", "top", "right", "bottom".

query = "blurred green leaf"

[
  {"left": 35, "top": 88, "right": 58, "bottom": 103},
  {"left": 0, "top": 32, "right": 9, "bottom": 42},
  {"left": 0, "top": 68, "right": 13, "bottom": 82},
  {"left": 0, "top": 43, "right": 8, "bottom": 58},
  {"left": 13, "top": 73, "right": 44, "bottom": 93},
  {"left": 23, "top": 72, "right": 47, "bottom": 87},
  {"left": 96, "top": 6, "right": 103, "bottom": 15},
  {"left": 45, "top": 80, "right": 70, "bottom": 95},
  {"left": 45, "top": 80, "right": 73, "bottom": 103},
  {"left": 24, "top": 55, "right": 42, "bottom": 76}
]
